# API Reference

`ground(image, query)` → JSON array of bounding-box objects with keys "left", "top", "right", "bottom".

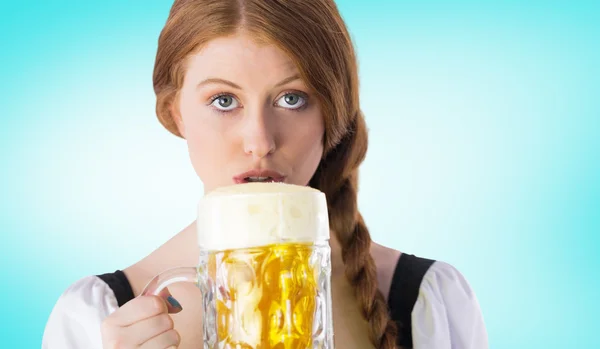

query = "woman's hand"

[{"left": 101, "top": 288, "right": 183, "bottom": 348}]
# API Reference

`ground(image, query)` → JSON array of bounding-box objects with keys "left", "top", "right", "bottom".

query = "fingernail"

[{"left": 167, "top": 296, "right": 182, "bottom": 309}]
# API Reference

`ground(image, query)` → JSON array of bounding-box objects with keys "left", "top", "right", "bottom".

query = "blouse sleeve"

[
  {"left": 411, "top": 261, "right": 489, "bottom": 349},
  {"left": 42, "top": 276, "right": 119, "bottom": 349}
]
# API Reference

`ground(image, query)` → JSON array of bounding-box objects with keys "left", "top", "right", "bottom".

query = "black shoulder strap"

[
  {"left": 97, "top": 270, "right": 135, "bottom": 307},
  {"left": 388, "top": 253, "right": 436, "bottom": 348}
]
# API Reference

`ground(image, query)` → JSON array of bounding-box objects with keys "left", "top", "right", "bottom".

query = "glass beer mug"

[{"left": 141, "top": 183, "right": 334, "bottom": 349}]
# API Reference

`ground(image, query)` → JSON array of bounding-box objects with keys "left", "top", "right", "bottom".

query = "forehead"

[{"left": 184, "top": 33, "right": 299, "bottom": 82}]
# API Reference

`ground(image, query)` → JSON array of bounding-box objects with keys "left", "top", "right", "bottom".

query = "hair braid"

[{"left": 310, "top": 113, "right": 399, "bottom": 349}]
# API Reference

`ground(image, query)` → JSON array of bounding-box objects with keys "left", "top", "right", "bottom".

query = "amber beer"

[{"left": 196, "top": 183, "right": 333, "bottom": 349}]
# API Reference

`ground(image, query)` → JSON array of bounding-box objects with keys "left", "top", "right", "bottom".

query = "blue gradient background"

[{"left": 1, "top": 1, "right": 598, "bottom": 348}]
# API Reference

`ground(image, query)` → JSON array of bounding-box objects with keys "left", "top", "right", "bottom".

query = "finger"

[
  {"left": 157, "top": 287, "right": 184, "bottom": 314},
  {"left": 139, "top": 329, "right": 181, "bottom": 349},
  {"left": 106, "top": 295, "right": 169, "bottom": 326},
  {"left": 125, "top": 313, "right": 174, "bottom": 345}
]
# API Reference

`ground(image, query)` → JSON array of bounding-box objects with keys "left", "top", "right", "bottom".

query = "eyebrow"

[
  {"left": 196, "top": 74, "right": 301, "bottom": 90},
  {"left": 274, "top": 74, "right": 301, "bottom": 87}
]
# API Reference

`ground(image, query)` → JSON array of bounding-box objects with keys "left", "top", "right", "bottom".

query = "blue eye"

[
  {"left": 210, "top": 94, "right": 239, "bottom": 111},
  {"left": 276, "top": 93, "right": 307, "bottom": 110}
]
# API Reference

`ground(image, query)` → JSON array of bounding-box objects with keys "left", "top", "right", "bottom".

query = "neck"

[{"left": 328, "top": 230, "right": 347, "bottom": 277}]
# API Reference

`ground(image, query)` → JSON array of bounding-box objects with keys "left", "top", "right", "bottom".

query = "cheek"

[
  {"left": 180, "top": 112, "right": 231, "bottom": 181},
  {"left": 285, "top": 112, "right": 325, "bottom": 183},
  {"left": 185, "top": 129, "right": 217, "bottom": 178},
  {"left": 297, "top": 127, "right": 323, "bottom": 158}
]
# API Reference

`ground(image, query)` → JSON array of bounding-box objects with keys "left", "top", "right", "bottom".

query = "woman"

[{"left": 42, "top": 0, "right": 488, "bottom": 348}]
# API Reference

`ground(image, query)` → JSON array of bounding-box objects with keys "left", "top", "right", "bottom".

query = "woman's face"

[{"left": 172, "top": 32, "right": 325, "bottom": 194}]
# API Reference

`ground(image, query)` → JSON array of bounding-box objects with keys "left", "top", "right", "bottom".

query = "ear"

[{"left": 169, "top": 98, "right": 186, "bottom": 138}]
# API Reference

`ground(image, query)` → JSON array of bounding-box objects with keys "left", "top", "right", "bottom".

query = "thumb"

[{"left": 156, "top": 287, "right": 183, "bottom": 314}]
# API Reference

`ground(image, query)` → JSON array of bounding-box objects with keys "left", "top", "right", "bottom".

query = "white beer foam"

[{"left": 197, "top": 183, "right": 330, "bottom": 250}]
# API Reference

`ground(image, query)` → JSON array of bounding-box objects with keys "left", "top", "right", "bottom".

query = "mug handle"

[{"left": 140, "top": 266, "right": 199, "bottom": 296}]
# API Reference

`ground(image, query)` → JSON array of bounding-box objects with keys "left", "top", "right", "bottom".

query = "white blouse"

[{"left": 42, "top": 260, "right": 488, "bottom": 348}]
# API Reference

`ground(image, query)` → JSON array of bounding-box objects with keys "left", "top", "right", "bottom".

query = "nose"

[{"left": 242, "top": 108, "right": 276, "bottom": 158}]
